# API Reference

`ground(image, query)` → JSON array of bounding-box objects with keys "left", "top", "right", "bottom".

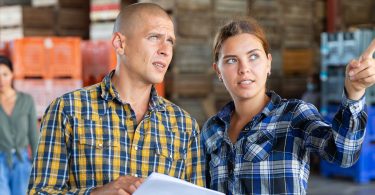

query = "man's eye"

[
  {"left": 167, "top": 39, "right": 174, "bottom": 45},
  {"left": 149, "top": 35, "right": 158, "bottom": 40}
]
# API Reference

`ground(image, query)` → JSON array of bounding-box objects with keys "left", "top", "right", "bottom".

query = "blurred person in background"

[
  {"left": 28, "top": 3, "right": 205, "bottom": 194},
  {"left": 201, "top": 18, "right": 375, "bottom": 195},
  {"left": 0, "top": 55, "right": 39, "bottom": 195}
]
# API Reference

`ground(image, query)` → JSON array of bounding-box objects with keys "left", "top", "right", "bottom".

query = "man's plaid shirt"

[{"left": 28, "top": 72, "right": 205, "bottom": 194}]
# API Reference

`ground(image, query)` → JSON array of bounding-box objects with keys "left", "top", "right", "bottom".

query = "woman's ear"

[
  {"left": 213, "top": 63, "right": 222, "bottom": 81},
  {"left": 267, "top": 53, "right": 272, "bottom": 73},
  {"left": 112, "top": 32, "right": 126, "bottom": 55}
]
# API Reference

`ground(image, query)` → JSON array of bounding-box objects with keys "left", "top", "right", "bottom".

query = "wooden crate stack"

[
  {"left": 281, "top": 0, "right": 318, "bottom": 99},
  {"left": 31, "top": 0, "right": 90, "bottom": 39},
  {"left": 0, "top": 0, "right": 30, "bottom": 6},
  {"left": 0, "top": 0, "right": 90, "bottom": 41},
  {"left": 90, "top": 0, "right": 122, "bottom": 40},
  {"left": 250, "top": 0, "right": 283, "bottom": 95},
  {"left": 173, "top": 0, "right": 214, "bottom": 126},
  {"left": 138, "top": 0, "right": 174, "bottom": 11},
  {"left": 340, "top": 0, "right": 374, "bottom": 28},
  {"left": 251, "top": 0, "right": 320, "bottom": 99},
  {"left": 0, "top": 5, "right": 54, "bottom": 41}
]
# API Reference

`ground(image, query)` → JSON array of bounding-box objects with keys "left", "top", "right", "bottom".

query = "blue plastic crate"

[
  {"left": 367, "top": 86, "right": 375, "bottom": 105},
  {"left": 322, "top": 104, "right": 340, "bottom": 123},
  {"left": 320, "top": 144, "right": 375, "bottom": 184},
  {"left": 366, "top": 106, "right": 375, "bottom": 141}
]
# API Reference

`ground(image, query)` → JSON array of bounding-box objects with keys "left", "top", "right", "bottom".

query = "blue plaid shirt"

[{"left": 202, "top": 91, "right": 367, "bottom": 195}]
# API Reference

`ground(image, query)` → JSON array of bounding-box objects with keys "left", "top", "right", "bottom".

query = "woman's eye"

[
  {"left": 226, "top": 58, "right": 237, "bottom": 64},
  {"left": 250, "top": 54, "right": 259, "bottom": 60}
]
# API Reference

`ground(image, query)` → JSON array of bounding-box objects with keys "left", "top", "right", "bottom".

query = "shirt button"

[
  {"left": 169, "top": 154, "right": 173, "bottom": 158},
  {"left": 135, "top": 174, "right": 139, "bottom": 177},
  {"left": 134, "top": 146, "right": 138, "bottom": 151}
]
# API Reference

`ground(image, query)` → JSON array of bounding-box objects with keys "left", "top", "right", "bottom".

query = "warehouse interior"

[{"left": 0, "top": 0, "right": 375, "bottom": 194}]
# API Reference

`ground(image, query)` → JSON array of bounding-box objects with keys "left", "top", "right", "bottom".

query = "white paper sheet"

[{"left": 133, "top": 172, "right": 225, "bottom": 195}]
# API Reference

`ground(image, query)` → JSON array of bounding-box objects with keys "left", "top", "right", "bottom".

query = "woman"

[
  {"left": 0, "top": 56, "right": 39, "bottom": 195},
  {"left": 201, "top": 18, "right": 375, "bottom": 195}
]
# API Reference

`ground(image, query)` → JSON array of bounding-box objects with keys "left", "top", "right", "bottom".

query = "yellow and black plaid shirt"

[{"left": 28, "top": 72, "right": 205, "bottom": 194}]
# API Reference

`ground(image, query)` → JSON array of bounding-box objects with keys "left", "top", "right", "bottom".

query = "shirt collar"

[
  {"left": 100, "top": 70, "right": 117, "bottom": 102},
  {"left": 100, "top": 70, "right": 166, "bottom": 111},
  {"left": 215, "top": 90, "right": 282, "bottom": 124},
  {"left": 149, "top": 86, "right": 166, "bottom": 112}
]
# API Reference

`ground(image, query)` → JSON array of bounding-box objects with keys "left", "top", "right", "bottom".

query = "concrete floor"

[{"left": 307, "top": 174, "right": 375, "bottom": 195}]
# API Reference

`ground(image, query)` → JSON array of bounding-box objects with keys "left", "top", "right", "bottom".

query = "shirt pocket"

[
  {"left": 72, "top": 118, "right": 120, "bottom": 184},
  {"left": 153, "top": 146, "right": 187, "bottom": 178},
  {"left": 209, "top": 153, "right": 221, "bottom": 168},
  {"left": 78, "top": 136, "right": 120, "bottom": 150},
  {"left": 243, "top": 130, "right": 275, "bottom": 163},
  {"left": 208, "top": 153, "right": 222, "bottom": 186},
  {"left": 152, "top": 124, "right": 188, "bottom": 179}
]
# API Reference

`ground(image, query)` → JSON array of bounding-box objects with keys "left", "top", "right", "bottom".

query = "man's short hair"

[{"left": 113, "top": 3, "right": 171, "bottom": 35}]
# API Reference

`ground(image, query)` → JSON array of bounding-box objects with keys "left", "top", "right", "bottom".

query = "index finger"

[{"left": 361, "top": 39, "right": 375, "bottom": 59}]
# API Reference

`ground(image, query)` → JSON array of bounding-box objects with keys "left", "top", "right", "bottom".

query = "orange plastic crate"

[
  {"left": 11, "top": 37, "right": 48, "bottom": 78},
  {"left": 47, "top": 37, "right": 82, "bottom": 79},
  {"left": 81, "top": 40, "right": 116, "bottom": 86},
  {"left": 10, "top": 37, "right": 82, "bottom": 79}
]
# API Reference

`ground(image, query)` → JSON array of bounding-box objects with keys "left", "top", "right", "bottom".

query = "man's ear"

[{"left": 112, "top": 32, "right": 126, "bottom": 55}]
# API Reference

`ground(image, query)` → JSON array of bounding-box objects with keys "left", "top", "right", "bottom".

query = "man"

[{"left": 28, "top": 3, "right": 205, "bottom": 194}]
